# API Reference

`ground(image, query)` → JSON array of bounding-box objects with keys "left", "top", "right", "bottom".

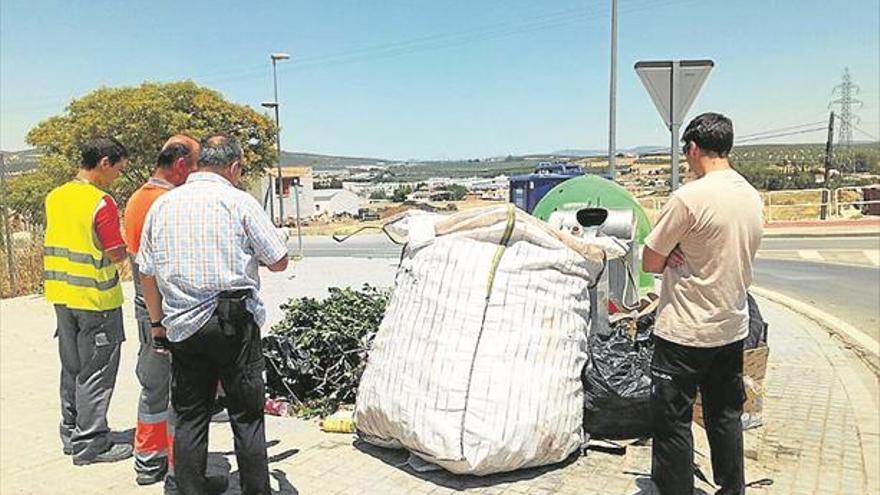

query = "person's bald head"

[
  {"left": 155, "top": 134, "right": 200, "bottom": 186},
  {"left": 162, "top": 134, "right": 200, "bottom": 167}
]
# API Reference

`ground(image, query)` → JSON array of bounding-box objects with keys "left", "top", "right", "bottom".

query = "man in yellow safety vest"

[{"left": 44, "top": 136, "right": 134, "bottom": 465}]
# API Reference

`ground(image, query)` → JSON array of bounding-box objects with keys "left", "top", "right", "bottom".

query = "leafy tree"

[
  {"left": 391, "top": 185, "right": 412, "bottom": 202},
  {"left": 441, "top": 183, "right": 469, "bottom": 200},
  {"left": 369, "top": 189, "right": 387, "bottom": 200},
  {"left": 315, "top": 178, "right": 343, "bottom": 190},
  {"left": 9, "top": 81, "right": 276, "bottom": 223}
]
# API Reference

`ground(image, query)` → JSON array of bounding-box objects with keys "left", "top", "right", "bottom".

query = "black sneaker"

[
  {"left": 136, "top": 465, "right": 168, "bottom": 486},
  {"left": 164, "top": 475, "right": 228, "bottom": 495},
  {"left": 73, "top": 443, "right": 134, "bottom": 466}
]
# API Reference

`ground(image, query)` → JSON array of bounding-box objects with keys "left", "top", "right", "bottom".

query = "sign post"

[{"left": 635, "top": 59, "right": 714, "bottom": 190}]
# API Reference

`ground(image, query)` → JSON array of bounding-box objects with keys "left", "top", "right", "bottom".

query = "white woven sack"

[{"left": 355, "top": 205, "right": 622, "bottom": 475}]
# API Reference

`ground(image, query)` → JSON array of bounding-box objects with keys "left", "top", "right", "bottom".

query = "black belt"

[{"left": 219, "top": 289, "right": 251, "bottom": 300}]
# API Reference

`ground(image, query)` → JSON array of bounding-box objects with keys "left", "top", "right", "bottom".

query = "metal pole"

[
  {"left": 607, "top": 0, "right": 618, "bottom": 180},
  {"left": 0, "top": 153, "right": 17, "bottom": 291},
  {"left": 670, "top": 60, "right": 680, "bottom": 191},
  {"left": 293, "top": 180, "right": 303, "bottom": 257},
  {"left": 272, "top": 58, "right": 285, "bottom": 226},
  {"left": 821, "top": 111, "right": 835, "bottom": 220}
]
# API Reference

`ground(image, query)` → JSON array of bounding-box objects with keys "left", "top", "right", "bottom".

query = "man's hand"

[
  {"left": 666, "top": 245, "right": 686, "bottom": 268},
  {"left": 151, "top": 325, "right": 170, "bottom": 355}
]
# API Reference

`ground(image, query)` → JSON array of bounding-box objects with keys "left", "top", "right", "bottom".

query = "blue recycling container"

[{"left": 509, "top": 162, "right": 584, "bottom": 213}]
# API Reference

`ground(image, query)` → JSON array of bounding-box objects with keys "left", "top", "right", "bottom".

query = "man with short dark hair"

[
  {"left": 137, "top": 133, "right": 289, "bottom": 495},
  {"left": 642, "top": 112, "right": 763, "bottom": 495},
  {"left": 44, "top": 136, "right": 134, "bottom": 465},
  {"left": 124, "top": 134, "right": 199, "bottom": 487}
]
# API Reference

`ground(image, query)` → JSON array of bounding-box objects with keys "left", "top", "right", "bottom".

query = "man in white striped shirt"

[{"left": 137, "top": 133, "right": 288, "bottom": 495}]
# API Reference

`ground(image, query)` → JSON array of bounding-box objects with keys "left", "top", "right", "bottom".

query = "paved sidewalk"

[{"left": 1, "top": 258, "right": 877, "bottom": 494}]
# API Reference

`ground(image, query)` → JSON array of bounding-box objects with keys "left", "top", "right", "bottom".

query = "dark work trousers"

[
  {"left": 651, "top": 336, "right": 745, "bottom": 495},
  {"left": 55, "top": 305, "right": 124, "bottom": 462},
  {"left": 134, "top": 318, "right": 173, "bottom": 479},
  {"left": 169, "top": 292, "right": 270, "bottom": 495}
]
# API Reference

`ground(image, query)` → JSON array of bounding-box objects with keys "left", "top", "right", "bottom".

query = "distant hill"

[
  {"left": 551, "top": 149, "right": 606, "bottom": 158},
  {"left": 0, "top": 149, "right": 41, "bottom": 175},
  {"left": 551, "top": 146, "right": 668, "bottom": 157},
  {"left": 5, "top": 142, "right": 875, "bottom": 178},
  {"left": 280, "top": 151, "right": 390, "bottom": 170}
]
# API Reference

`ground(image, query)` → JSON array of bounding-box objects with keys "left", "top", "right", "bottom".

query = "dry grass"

[
  {"left": 0, "top": 233, "right": 44, "bottom": 298},
  {"left": 297, "top": 199, "right": 504, "bottom": 237},
  {"left": 0, "top": 232, "right": 133, "bottom": 299},
  {"left": 639, "top": 190, "right": 865, "bottom": 223}
]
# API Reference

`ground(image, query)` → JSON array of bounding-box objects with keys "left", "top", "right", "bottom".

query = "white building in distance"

[{"left": 313, "top": 189, "right": 361, "bottom": 217}]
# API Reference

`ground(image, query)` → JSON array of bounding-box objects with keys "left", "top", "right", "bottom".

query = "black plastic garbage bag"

[
  {"left": 744, "top": 293, "right": 768, "bottom": 350},
  {"left": 583, "top": 318, "right": 654, "bottom": 440},
  {"left": 583, "top": 292, "right": 768, "bottom": 439},
  {"left": 262, "top": 334, "right": 314, "bottom": 402}
]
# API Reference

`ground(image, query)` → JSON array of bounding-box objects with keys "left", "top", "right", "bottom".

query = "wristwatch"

[{"left": 150, "top": 320, "right": 163, "bottom": 328}]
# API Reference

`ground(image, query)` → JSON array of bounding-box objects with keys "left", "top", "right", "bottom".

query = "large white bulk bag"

[{"left": 355, "top": 205, "right": 622, "bottom": 475}]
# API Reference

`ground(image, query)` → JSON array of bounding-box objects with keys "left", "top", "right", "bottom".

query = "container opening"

[{"left": 577, "top": 208, "right": 608, "bottom": 227}]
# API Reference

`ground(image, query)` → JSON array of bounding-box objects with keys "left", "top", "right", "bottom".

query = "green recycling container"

[{"left": 532, "top": 175, "right": 655, "bottom": 292}]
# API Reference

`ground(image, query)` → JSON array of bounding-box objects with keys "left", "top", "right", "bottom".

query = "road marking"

[
  {"left": 751, "top": 286, "right": 879, "bottom": 357},
  {"left": 757, "top": 249, "right": 880, "bottom": 268},
  {"left": 797, "top": 249, "right": 823, "bottom": 261}
]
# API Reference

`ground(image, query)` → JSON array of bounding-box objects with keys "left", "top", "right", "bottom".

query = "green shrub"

[{"left": 269, "top": 284, "right": 390, "bottom": 418}]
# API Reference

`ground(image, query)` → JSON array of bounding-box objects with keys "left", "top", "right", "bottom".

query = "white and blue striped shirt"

[{"left": 136, "top": 172, "right": 288, "bottom": 342}]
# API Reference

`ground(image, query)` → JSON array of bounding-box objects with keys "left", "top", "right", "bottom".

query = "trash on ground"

[{"left": 320, "top": 408, "right": 357, "bottom": 434}]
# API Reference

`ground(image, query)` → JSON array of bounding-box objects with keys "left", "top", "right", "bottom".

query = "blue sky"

[{"left": 1, "top": 0, "right": 878, "bottom": 160}]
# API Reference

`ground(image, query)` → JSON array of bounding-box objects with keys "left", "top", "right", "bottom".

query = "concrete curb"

[{"left": 750, "top": 285, "right": 879, "bottom": 357}]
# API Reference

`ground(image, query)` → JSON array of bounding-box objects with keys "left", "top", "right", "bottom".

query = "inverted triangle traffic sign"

[{"left": 635, "top": 60, "right": 713, "bottom": 128}]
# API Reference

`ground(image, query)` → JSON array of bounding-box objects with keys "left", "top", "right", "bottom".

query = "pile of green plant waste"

[{"left": 266, "top": 284, "right": 390, "bottom": 418}]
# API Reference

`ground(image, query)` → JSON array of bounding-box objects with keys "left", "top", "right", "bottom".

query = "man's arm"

[
  {"left": 141, "top": 273, "right": 164, "bottom": 323},
  {"left": 267, "top": 256, "right": 289, "bottom": 272},
  {"left": 642, "top": 245, "right": 685, "bottom": 274},
  {"left": 140, "top": 273, "right": 169, "bottom": 354},
  {"left": 642, "top": 196, "right": 691, "bottom": 274},
  {"left": 243, "top": 198, "right": 290, "bottom": 272},
  {"left": 105, "top": 246, "right": 128, "bottom": 263},
  {"left": 94, "top": 196, "right": 127, "bottom": 263}
]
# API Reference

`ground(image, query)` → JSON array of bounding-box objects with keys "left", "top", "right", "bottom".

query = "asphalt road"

[
  {"left": 753, "top": 257, "right": 880, "bottom": 343},
  {"left": 290, "top": 234, "right": 880, "bottom": 343}
]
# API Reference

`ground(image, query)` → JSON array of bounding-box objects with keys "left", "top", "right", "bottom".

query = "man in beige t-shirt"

[{"left": 642, "top": 112, "right": 763, "bottom": 495}]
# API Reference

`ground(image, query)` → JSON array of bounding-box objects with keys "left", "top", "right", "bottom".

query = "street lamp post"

[
  {"left": 269, "top": 52, "right": 289, "bottom": 226},
  {"left": 264, "top": 51, "right": 303, "bottom": 257},
  {"left": 261, "top": 100, "right": 283, "bottom": 227}
]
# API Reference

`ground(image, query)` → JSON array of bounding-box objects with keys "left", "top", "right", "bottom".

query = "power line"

[
  {"left": 851, "top": 124, "right": 878, "bottom": 142},
  {"left": 736, "top": 126, "right": 827, "bottom": 144},
  {"left": 737, "top": 120, "right": 827, "bottom": 140}
]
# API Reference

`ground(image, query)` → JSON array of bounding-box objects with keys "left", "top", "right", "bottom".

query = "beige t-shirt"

[{"left": 645, "top": 168, "right": 764, "bottom": 347}]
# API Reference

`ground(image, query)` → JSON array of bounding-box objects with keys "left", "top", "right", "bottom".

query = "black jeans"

[
  {"left": 651, "top": 336, "right": 745, "bottom": 495},
  {"left": 170, "top": 292, "right": 270, "bottom": 495}
]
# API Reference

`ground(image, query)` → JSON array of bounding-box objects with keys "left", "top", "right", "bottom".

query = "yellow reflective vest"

[{"left": 44, "top": 181, "right": 123, "bottom": 310}]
